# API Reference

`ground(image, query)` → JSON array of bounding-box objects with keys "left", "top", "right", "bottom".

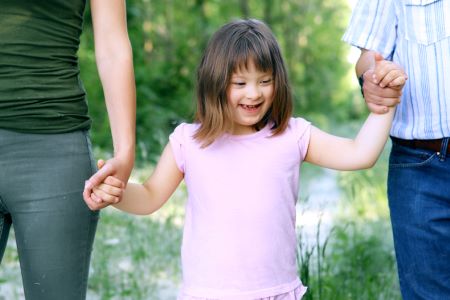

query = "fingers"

[
  {"left": 378, "top": 68, "right": 407, "bottom": 88},
  {"left": 367, "top": 102, "right": 389, "bottom": 114},
  {"left": 388, "top": 75, "right": 407, "bottom": 87},
  {"left": 85, "top": 161, "right": 114, "bottom": 191},
  {"left": 363, "top": 79, "right": 402, "bottom": 106},
  {"left": 82, "top": 156, "right": 131, "bottom": 211},
  {"left": 97, "top": 181, "right": 123, "bottom": 196},
  {"left": 83, "top": 159, "right": 121, "bottom": 210},
  {"left": 374, "top": 52, "right": 384, "bottom": 62},
  {"left": 85, "top": 196, "right": 112, "bottom": 210},
  {"left": 83, "top": 188, "right": 112, "bottom": 210},
  {"left": 104, "top": 175, "right": 125, "bottom": 188},
  {"left": 90, "top": 175, "right": 124, "bottom": 204},
  {"left": 373, "top": 60, "right": 407, "bottom": 89},
  {"left": 359, "top": 53, "right": 405, "bottom": 115},
  {"left": 365, "top": 93, "right": 400, "bottom": 107},
  {"left": 92, "top": 184, "right": 122, "bottom": 204},
  {"left": 97, "top": 159, "right": 106, "bottom": 169},
  {"left": 373, "top": 61, "right": 395, "bottom": 84}
]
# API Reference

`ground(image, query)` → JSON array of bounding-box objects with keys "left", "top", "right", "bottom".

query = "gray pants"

[{"left": 0, "top": 129, "right": 99, "bottom": 299}]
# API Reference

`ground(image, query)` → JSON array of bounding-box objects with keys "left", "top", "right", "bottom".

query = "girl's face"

[{"left": 226, "top": 60, "right": 274, "bottom": 135}]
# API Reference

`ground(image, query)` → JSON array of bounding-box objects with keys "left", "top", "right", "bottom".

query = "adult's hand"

[
  {"left": 83, "top": 154, "right": 133, "bottom": 210},
  {"left": 361, "top": 53, "right": 406, "bottom": 114},
  {"left": 362, "top": 69, "right": 404, "bottom": 114}
]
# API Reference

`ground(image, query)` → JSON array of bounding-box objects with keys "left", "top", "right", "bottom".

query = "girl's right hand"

[{"left": 90, "top": 159, "right": 125, "bottom": 205}]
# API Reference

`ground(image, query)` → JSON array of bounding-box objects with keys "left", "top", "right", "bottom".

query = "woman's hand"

[{"left": 83, "top": 154, "right": 132, "bottom": 210}]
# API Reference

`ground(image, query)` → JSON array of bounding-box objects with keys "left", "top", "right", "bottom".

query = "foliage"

[
  {"left": 297, "top": 148, "right": 401, "bottom": 300},
  {"left": 78, "top": 0, "right": 353, "bottom": 163},
  {"left": 298, "top": 221, "right": 400, "bottom": 300},
  {"left": 88, "top": 209, "right": 182, "bottom": 299}
]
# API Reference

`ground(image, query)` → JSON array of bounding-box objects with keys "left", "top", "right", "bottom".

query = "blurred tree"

[{"left": 79, "top": 0, "right": 353, "bottom": 163}]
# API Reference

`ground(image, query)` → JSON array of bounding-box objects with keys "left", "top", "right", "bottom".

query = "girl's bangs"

[{"left": 230, "top": 35, "right": 274, "bottom": 73}]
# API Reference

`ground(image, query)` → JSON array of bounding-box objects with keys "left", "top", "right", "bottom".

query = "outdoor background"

[{"left": 0, "top": 0, "right": 401, "bottom": 299}]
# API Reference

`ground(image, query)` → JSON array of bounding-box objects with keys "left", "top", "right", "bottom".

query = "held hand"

[
  {"left": 362, "top": 69, "right": 403, "bottom": 114},
  {"left": 373, "top": 53, "right": 408, "bottom": 88},
  {"left": 83, "top": 155, "right": 133, "bottom": 210},
  {"left": 91, "top": 171, "right": 124, "bottom": 205}
]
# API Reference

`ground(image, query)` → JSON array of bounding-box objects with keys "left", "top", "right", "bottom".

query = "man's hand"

[
  {"left": 362, "top": 69, "right": 403, "bottom": 113},
  {"left": 357, "top": 51, "right": 407, "bottom": 114}
]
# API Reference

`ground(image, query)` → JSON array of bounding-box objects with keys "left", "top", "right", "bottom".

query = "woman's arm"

[
  {"left": 83, "top": 0, "right": 136, "bottom": 210},
  {"left": 93, "top": 144, "right": 184, "bottom": 215},
  {"left": 304, "top": 108, "right": 395, "bottom": 171}
]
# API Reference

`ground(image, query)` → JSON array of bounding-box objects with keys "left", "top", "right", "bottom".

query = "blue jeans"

[
  {"left": 388, "top": 138, "right": 450, "bottom": 300},
  {"left": 0, "top": 129, "right": 99, "bottom": 299}
]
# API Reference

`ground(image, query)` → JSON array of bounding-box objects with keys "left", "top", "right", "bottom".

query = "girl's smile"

[
  {"left": 239, "top": 102, "right": 263, "bottom": 112},
  {"left": 227, "top": 61, "right": 274, "bottom": 135}
]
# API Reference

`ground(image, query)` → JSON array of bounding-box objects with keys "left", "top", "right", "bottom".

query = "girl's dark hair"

[{"left": 194, "top": 19, "right": 293, "bottom": 146}]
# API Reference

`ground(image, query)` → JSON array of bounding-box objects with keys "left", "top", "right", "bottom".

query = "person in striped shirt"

[{"left": 344, "top": 0, "right": 450, "bottom": 299}]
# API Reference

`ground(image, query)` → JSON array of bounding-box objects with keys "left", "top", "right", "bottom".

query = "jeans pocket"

[
  {"left": 403, "top": 0, "right": 450, "bottom": 45},
  {"left": 389, "top": 144, "right": 438, "bottom": 168}
]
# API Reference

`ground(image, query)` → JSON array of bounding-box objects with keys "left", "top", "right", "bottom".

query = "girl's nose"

[{"left": 246, "top": 84, "right": 262, "bottom": 99}]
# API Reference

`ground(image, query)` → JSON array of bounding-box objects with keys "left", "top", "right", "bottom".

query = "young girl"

[{"left": 91, "top": 19, "right": 406, "bottom": 300}]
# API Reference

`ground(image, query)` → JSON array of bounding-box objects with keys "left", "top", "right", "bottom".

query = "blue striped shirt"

[{"left": 343, "top": 0, "right": 450, "bottom": 139}]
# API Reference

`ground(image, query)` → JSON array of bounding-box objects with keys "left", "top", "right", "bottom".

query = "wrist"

[{"left": 114, "top": 148, "right": 135, "bottom": 165}]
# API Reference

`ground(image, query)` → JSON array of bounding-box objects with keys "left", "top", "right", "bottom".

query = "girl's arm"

[
  {"left": 83, "top": 0, "right": 136, "bottom": 210},
  {"left": 94, "top": 144, "right": 184, "bottom": 215},
  {"left": 306, "top": 52, "right": 406, "bottom": 171},
  {"left": 304, "top": 108, "right": 395, "bottom": 171}
]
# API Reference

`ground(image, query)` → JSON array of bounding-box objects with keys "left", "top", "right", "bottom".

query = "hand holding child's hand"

[
  {"left": 361, "top": 53, "right": 408, "bottom": 114},
  {"left": 89, "top": 159, "right": 125, "bottom": 206}
]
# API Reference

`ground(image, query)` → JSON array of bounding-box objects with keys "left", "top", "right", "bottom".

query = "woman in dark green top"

[{"left": 0, "top": 0, "right": 136, "bottom": 298}]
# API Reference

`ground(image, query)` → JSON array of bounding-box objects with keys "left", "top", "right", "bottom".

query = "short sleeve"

[
  {"left": 342, "top": 0, "right": 397, "bottom": 59},
  {"left": 291, "top": 117, "right": 311, "bottom": 161},
  {"left": 169, "top": 123, "right": 187, "bottom": 173}
]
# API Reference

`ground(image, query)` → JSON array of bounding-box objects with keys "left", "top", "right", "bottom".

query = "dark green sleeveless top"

[{"left": 0, "top": 0, "right": 91, "bottom": 133}]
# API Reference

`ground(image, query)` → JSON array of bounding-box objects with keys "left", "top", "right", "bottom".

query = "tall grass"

[
  {"left": 87, "top": 167, "right": 185, "bottom": 299},
  {"left": 298, "top": 220, "right": 400, "bottom": 300},
  {"left": 297, "top": 145, "right": 401, "bottom": 300}
]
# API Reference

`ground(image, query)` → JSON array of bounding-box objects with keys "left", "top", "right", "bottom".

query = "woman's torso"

[{"left": 0, "top": 0, "right": 90, "bottom": 133}]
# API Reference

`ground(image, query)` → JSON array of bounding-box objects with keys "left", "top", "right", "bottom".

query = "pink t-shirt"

[{"left": 169, "top": 117, "right": 311, "bottom": 299}]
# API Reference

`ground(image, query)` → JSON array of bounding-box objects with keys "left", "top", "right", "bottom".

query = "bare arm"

[
  {"left": 306, "top": 50, "right": 406, "bottom": 170},
  {"left": 83, "top": 0, "right": 136, "bottom": 210},
  {"left": 94, "top": 144, "right": 184, "bottom": 215},
  {"left": 305, "top": 108, "right": 395, "bottom": 170}
]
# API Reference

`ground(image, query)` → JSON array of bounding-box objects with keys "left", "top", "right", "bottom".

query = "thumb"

[
  {"left": 85, "top": 161, "right": 113, "bottom": 190},
  {"left": 97, "top": 159, "right": 106, "bottom": 169},
  {"left": 374, "top": 52, "right": 384, "bottom": 63},
  {"left": 372, "top": 52, "right": 385, "bottom": 84}
]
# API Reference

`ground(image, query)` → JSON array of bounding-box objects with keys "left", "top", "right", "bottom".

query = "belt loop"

[{"left": 439, "top": 138, "right": 449, "bottom": 161}]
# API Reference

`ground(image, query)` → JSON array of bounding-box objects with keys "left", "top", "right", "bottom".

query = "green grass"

[
  {"left": 87, "top": 166, "right": 185, "bottom": 299},
  {"left": 298, "top": 220, "right": 400, "bottom": 300},
  {"left": 297, "top": 144, "right": 401, "bottom": 300}
]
